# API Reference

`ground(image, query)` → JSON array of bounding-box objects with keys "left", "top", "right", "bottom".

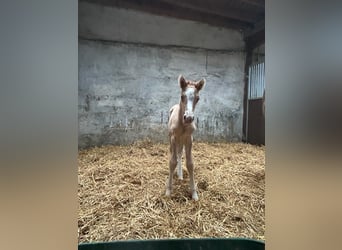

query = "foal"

[{"left": 165, "top": 75, "right": 205, "bottom": 201}]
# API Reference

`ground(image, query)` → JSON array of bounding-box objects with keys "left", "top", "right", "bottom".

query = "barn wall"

[{"left": 79, "top": 2, "right": 246, "bottom": 148}]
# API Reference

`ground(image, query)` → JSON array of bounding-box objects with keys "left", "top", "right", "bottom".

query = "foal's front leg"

[
  {"left": 185, "top": 136, "right": 198, "bottom": 201},
  {"left": 166, "top": 135, "right": 177, "bottom": 197}
]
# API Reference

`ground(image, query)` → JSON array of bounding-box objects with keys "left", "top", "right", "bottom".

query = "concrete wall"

[{"left": 79, "top": 2, "right": 246, "bottom": 148}]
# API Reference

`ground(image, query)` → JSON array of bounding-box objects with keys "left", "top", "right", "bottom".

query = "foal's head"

[{"left": 178, "top": 75, "right": 205, "bottom": 124}]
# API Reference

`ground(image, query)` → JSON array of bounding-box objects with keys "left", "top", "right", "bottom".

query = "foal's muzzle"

[{"left": 184, "top": 111, "right": 194, "bottom": 123}]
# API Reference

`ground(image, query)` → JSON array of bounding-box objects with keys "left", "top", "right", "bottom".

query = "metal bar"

[
  {"left": 262, "top": 62, "right": 265, "bottom": 95},
  {"left": 256, "top": 63, "right": 259, "bottom": 98},
  {"left": 256, "top": 64, "right": 259, "bottom": 98},
  {"left": 248, "top": 66, "right": 251, "bottom": 99},
  {"left": 252, "top": 65, "right": 254, "bottom": 98},
  {"left": 259, "top": 63, "right": 262, "bottom": 97},
  {"left": 253, "top": 64, "right": 255, "bottom": 98}
]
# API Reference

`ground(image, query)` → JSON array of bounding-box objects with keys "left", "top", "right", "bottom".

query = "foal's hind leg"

[
  {"left": 185, "top": 136, "right": 198, "bottom": 201},
  {"left": 176, "top": 144, "right": 183, "bottom": 180},
  {"left": 166, "top": 135, "right": 177, "bottom": 197}
]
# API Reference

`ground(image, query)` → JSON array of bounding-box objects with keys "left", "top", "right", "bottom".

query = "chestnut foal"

[{"left": 165, "top": 75, "right": 205, "bottom": 201}]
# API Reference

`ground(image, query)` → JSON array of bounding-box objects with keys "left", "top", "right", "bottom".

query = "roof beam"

[
  {"left": 82, "top": 0, "right": 253, "bottom": 31},
  {"left": 160, "top": 0, "right": 260, "bottom": 23}
]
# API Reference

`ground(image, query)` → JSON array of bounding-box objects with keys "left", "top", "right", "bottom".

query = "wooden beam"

[
  {"left": 160, "top": 0, "right": 260, "bottom": 23},
  {"left": 82, "top": 0, "right": 253, "bottom": 31}
]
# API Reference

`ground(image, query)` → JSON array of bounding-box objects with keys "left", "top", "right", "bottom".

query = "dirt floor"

[{"left": 78, "top": 140, "right": 265, "bottom": 243}]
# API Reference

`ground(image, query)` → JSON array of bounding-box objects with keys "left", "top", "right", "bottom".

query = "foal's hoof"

[
  {"left": 165, "top": 189, "right": 171, "bottom": 197},
  {"left": 192, "top": 191, "right": 199, "bottom": 201}
]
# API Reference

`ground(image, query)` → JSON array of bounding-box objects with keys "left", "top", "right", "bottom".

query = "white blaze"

[{"left": 185, "top": 88, "right": 195, "bottom": 114}]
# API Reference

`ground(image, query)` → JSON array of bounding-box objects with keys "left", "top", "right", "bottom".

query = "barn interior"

[
  {"left": 78, "top": 0, "right": 265, "bottom": 243},
  {"left": 78, "top": 0, "right": 265, "bottom": 148}
]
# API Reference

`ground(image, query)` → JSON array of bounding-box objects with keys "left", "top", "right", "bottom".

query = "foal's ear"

[
  {"left": 178, "top": 75, "right": 187, "bottom": 90},
  {"left": 196, "top": 78, "right": 206, "bottom": 91}
]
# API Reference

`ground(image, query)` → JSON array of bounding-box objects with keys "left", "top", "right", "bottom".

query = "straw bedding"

[{"left": 78, "top": 140, "right": 265, "bottom": 243}]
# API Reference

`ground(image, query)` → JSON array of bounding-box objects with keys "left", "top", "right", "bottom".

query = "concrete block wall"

[{"left": 79, "top": 2, "right": 246, "bottom": 148}]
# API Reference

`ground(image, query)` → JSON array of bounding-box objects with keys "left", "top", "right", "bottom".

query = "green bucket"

[{"left": 79, "top": 238, "right": 265, "bottom": 250}]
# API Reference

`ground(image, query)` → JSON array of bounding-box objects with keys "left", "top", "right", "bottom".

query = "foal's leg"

[
  {"left": 166, "top": 135, "right": 177, "bottom": 197},
  {"left": 185, "top": 136, "right": 198, "bottom": 201},
  {"left": 176, "top": 144, "right": 183, "bottom": 180}
]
